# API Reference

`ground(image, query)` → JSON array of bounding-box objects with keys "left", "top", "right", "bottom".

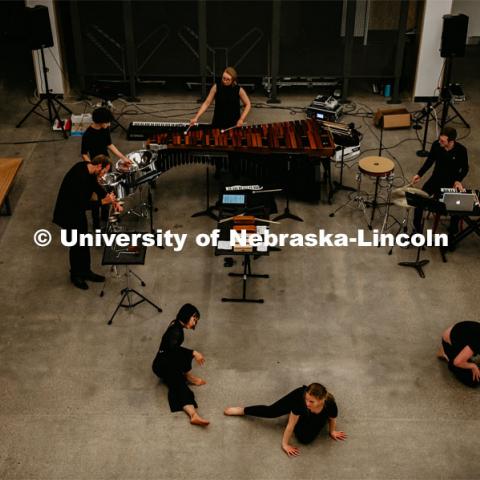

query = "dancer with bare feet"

[
  {"left": 225, "top": 383, "right": 346, "bottom": 456},
  {"left": 152, "top": 304, "right": 209, "bottom": 426},
  {"left": 438, "top": 321, "right": 480, "bottom": 387}
]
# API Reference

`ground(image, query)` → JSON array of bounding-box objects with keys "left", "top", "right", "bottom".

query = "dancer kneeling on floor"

[
  {"left": 225, "top": 383, "right": 346, "bottom": 456},
  {"left": 152, "top": 304, "right": 209, "bottom": 426},
  {"left": 437, "top": 321, "right": 480, "bottom": 388}
]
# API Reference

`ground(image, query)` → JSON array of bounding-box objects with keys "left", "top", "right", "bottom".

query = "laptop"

[{"left": 442, "top": 192, "right": 476, "bottom": 212}]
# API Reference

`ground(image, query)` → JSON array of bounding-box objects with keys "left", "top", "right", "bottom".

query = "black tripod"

[
  {"left": 439, "top": 57, "right": 469, "bottom": 129},
  {"left": 16, "top": 46, "right": 71, "bottom": 138},
  {"left": 101, "top": 243, "right": 162, "bottom": 325},
  {"left": 108, "top": 265, "right": 162, "bottom": 325}
]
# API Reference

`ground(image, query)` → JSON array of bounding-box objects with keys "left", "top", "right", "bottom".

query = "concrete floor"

[{"left": 1, "top": 55, "right": 480, "bottom": 479}]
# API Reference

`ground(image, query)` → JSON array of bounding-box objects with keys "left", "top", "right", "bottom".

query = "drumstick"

[
  {"left": 221, "top": 122, "right": 247, "bottom": 134},
  {"left": 184, "top": 123, "right": 198, "bottom": 135}
]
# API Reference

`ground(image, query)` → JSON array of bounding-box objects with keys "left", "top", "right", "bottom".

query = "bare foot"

[
  {"left": 190, "top": 413, "right": 210, "bottom": 427},
  {"left": 185, "top": 373, "right": 206, "bottom": 386},
  {"left": 224, "top": 406, "right": 244, "bottom": 416},
  {"left": 436, "top": 346, "right": 449, "bottom": 362}
]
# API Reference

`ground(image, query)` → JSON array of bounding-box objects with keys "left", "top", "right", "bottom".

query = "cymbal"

[{"left": 391, "top": 186, "right": 429, "bottom": 208}]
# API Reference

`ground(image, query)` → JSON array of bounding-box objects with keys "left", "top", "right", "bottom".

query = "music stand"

[
  {"left": 274, "top": 154, "right": 303, "bottom": 222},
  {"left": 191, "top": 153, "right": 228, "bottom": 221},
  {"left": 398, "top": 193, "right": 445, "bottom": 278},
  {"left": 102, "top": 240, "right": 162, "bottom": 325}
]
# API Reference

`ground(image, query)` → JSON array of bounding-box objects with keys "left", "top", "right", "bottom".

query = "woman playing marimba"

[{"left": 190, "top": 67, "right": 251, "bottom": 130}]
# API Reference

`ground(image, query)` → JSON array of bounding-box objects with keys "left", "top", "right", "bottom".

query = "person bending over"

[
  {"left": 225, "top": 383, "right": 346, "bottom": 456},
  {"left": 53, "top": 156, "right": 121, "bottom": 290},
  {"left": 190, "top": 67, "right": 251, "bottom": 130},
  {"left": 152, "top": 304, "right": 209, "bottom": 426},
  {"left": 437, "top": 321, "right": 480, "bottom": 388}
]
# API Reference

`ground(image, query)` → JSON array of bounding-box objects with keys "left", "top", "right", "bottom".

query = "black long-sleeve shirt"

[
  {"left": 52, "top": 162, "right": 106, "bottom": 228},
  {"left": 417, "top": 140, "right": 469, "bottom": 195},
  {"left": 159, "top": 320, "right": 193, "bottom": 358}
]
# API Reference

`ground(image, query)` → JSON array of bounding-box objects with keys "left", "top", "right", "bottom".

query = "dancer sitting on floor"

[
  {"left": 437, "top": 321, "right": 480, "bottom": 388},
  {"left": 152, "top": 303, "right": 209, "bottom": 426},
  {"left": 224, "top": 383, "right": 346, "bottom": 456}
]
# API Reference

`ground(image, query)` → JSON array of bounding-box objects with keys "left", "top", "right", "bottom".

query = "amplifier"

[{"left": 306, "top": 95, "right": 343, "bottom": 123}]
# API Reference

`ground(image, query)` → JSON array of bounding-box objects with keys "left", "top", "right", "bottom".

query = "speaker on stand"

[
  {"left": 16, "top": 5, "right": 71, "bottom": 137},
  {"left": 438, "top": 14, "right": 470, "bottom": 129}
]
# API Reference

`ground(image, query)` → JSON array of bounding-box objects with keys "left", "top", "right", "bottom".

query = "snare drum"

[{"left": 358, "top": 156, "right": 395, "bottom": 177}]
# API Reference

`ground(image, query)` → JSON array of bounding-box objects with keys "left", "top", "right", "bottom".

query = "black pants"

[
  {"left": 90, "top": 202, "right": 109, "bottom": 229},
  {"left": 413, "top": 186, "right": 460, "bottom": 235},
  {"left": 66, "top": 215, "right": 91, "bottom": 278},
  {"left": 152, "top": 351, "right": 196, "bottom": 412},
  {"left": 244, "top": 389, "right": 327, "bottom": 444},
  {"left": 442, "top": 339, "right": 479, "bottom": 388}
]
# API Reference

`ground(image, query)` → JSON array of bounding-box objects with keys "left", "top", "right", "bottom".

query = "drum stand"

[
  {"left": 367, "top": 174, "right": 394, "bottom": 230},
  {"left": 329, "top": 172, "right": 370, "bottom": 225}
]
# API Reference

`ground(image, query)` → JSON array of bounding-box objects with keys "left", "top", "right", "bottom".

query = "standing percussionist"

[
  {"left": 190, "top": 67, "right": 251, "bottom": 129},
  {"left": 53, "top": 156, "right": 121, "bottom": 290},
  {"left": 411, "top": 127, "right": 469, "bottom": 235}
]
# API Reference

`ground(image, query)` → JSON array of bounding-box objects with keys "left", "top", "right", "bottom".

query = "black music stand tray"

[
  {"left": 398, "top": 193, "right": 444, "bottom": 278},
  {"left": 102, "top": 243, "right": 162, "bottom": 325}
]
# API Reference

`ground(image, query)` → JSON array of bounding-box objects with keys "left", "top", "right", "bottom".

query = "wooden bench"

[{"left": 0, "top": 157, "right": 23, "bottom": 216}]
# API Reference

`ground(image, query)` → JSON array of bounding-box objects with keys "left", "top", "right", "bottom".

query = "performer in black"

[
  {"left": 81, "top": 107, "right": 130, "bottom": 163},
  {"left": 190, "top": 67, "right": 251, "bottom": 129},
  {"left": 152, "top": 304, "right": 209, "bottom": 427},
  {"left": 81, "top": 107, "right": 130, "bottom": 229},
  {"left": 437, "top": 321, "right": 480, "bottom": 388},
  {"left": 411, "top": 127, "right": 469, "bottom": 235},
  {"left": 224, "top": 383, "right": 346, "bottom": 456},
  {"left": 53, "top": 156, "right": 120, "bottom": 290}
]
